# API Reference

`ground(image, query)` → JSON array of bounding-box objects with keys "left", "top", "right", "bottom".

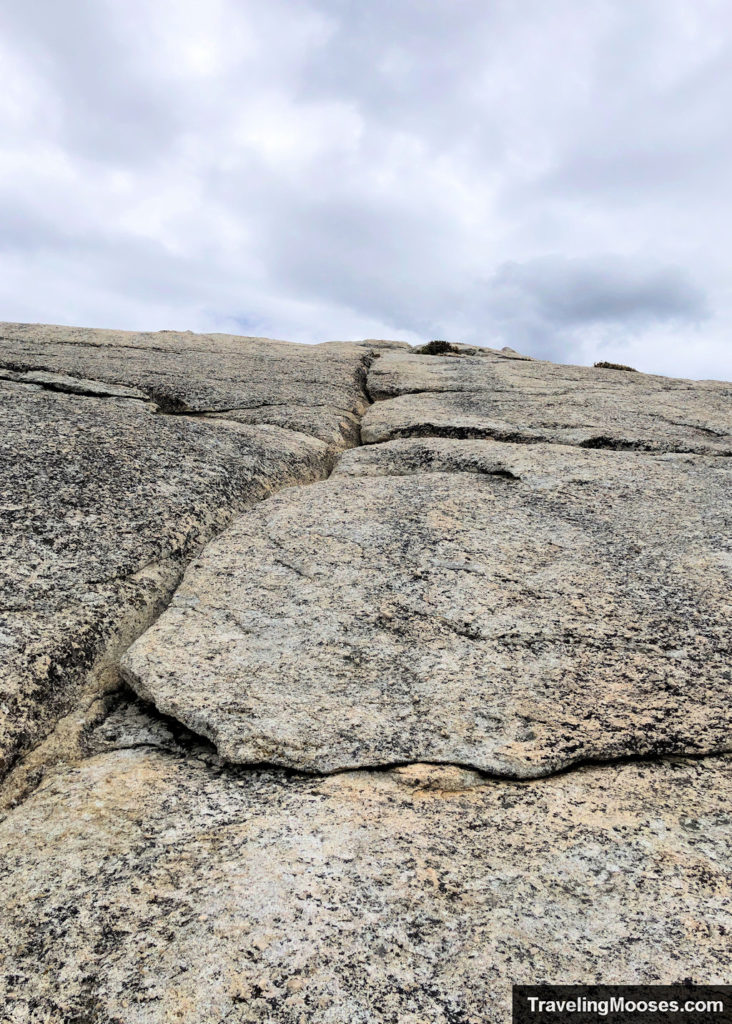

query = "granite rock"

[
  {"left": 122, "top": 438, "right": 731, "bottom": 776},
  {"left": 363, "top": 350, "right": 732, "bottom": 454},
  {"left": 0, "top": 380, "right": 332, "bottom": 778},
  {"left": 0, "top": 732, "right": 729, "bottom": 1023},
  {"left": 2, "top": 326, "right": 731, "bottom": 1021},
  {"left": 0, "top": 322, "right": 373, "bottom": 447},
  {"left": 0, "top": 366, "right": 149, "bottom": 400}
]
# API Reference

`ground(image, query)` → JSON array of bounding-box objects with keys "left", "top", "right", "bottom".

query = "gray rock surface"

[
  {"left": 0, "top": 322, "right": 372, "bottom": 446},
  {"left": 0, "top": 729, "right": 729, "bottom": 1023},
  {"left": 122, "top": 438, "right": 731, "bottom": 776},
  {"left": 0, "top": 366, "right": 150, "bottom": 400},
  {"left": 363, "top": 350, "right": 732, "bottom": 453},
  {"left": 0, "top": 380, "right": 333, "bottom": 777},
  {"left": 2, "top": 325, "right": 731, "bottom": 1020}
]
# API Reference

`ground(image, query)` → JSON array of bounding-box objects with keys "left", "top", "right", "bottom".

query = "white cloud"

[{"left": 0, "top": 0, "right": 730, "bottom": 379}]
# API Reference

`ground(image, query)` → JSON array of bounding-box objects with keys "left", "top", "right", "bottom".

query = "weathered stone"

[
  {"left": 122, "top": 438, "right": 731, "bottom": 776},
  {"left": 363, "top": 350, "right": 732, "bottom": 454},
  {"left": 0, "top": 322, "right": 372, "bottom": 446},
  {"left": 2, "top": 324, "right": 731, "bottom": 1020},
  {"left": 0, "top": 367, "right": 149, "bottom": 400},
  {"left": 359, "top": 338, "right": 414, "bottom": 350},
  {"left": 0, "top": 731, "right": 729, "bottom": 1023},
  {"left": 0, "top": 380, "right": 332, "bottom": 778},
  {"left": 201, "top": 404, "right": 363, "bottom": 452}
]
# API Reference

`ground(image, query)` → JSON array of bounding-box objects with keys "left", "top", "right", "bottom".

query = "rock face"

[
  {"left": 0, "top": 329, "right": 372, "bottom": 778},
  {"left": 1, "top": 325, "right": 731, "bottom": 1023},
  {"left": 0, "top": 383, "right": 333, "bottom": 777},
  {"left": 0, "top": 323, "right": 372, "bottom": 446},
  {"left": 363, "top": 350, "right": 732, "bottom": 454},
  {"left": 121, "top": 437, "right": 731, "bottom": 775},
  {"left": 0, "top": 715, "right": 729, "bottom": 1023}
]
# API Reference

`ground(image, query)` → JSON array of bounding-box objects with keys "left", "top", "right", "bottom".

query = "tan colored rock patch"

[
  {"left": 1, "top": 328, "right": 731, "bottom": 1021},
  {"left": 0, "top": 322, "right": 373, "bottom": 447},
  {"left": 0, "top": 738, "right": 729, "bottom": 1023}
]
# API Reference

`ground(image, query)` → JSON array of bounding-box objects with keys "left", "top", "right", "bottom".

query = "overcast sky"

[{"left": 1, "top": 0, "right": 731, "bottom": 379}]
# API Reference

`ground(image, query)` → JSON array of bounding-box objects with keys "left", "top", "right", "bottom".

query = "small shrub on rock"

[
  {"left": 594, "top": 360, "right": 637, "bottom": 372},
  {"left": 416, "top": 340, "right": 460, "bottom": 355}
]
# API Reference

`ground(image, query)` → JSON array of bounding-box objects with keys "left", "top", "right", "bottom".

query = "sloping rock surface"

[
  {"left": 363, "top": 350, "right": 732, "bottom": 453},
  {"left": 1, "top": 326, "right": 731, "bottom": 1023},
  {"left": 122, "top": 438, "right": 731, "bottom": 775},
  {"left": 0, "top": 388, "right": 329, "bottom": 777},
  {"left": 0, "top": 326, "right": 373, "bottom": 777},
  {"left": 0, "top": 323, "right": 372, "bottom": 446},
  {"left": 0, "top": 722, "right": 729, "bottom": 1024},
  {"left": 0, "top": 372, "right": 363, "bottom": 778}
]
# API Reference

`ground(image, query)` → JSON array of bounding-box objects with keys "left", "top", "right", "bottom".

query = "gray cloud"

[
  {"left": 492, "top": 257, "right": 707, "bottom": 326},
  {"left": 0, "top": 0, "right": 730, "bottom": 379},
  {"left": 480, "top": 255, "right": 709, "bottom": 359}
]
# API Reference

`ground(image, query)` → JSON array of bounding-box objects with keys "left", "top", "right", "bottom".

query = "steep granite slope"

[
  {"left": 1, "top": 725, "right": 729, "bottom": 1024},
  {"left": 0, "top": 325, "right": 730, "bottom": 1024}
]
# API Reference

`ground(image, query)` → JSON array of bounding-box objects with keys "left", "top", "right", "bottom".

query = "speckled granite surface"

[
  {"left": 122, "top": 438, "right": 731, "bottom": 775},
  {"left": 1, "top": 715, "right": 730, "bottom": 1023},
  {"left": 0, "top": 325, "right": 730, "bottom": 1023},
  {"left": 363, "top": 349, "right": 732, "bottom": 454}
]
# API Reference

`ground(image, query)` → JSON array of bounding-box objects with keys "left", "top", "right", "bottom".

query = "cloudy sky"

[{"left": 1, "top": 0, "right": 731, "bottom": 379}]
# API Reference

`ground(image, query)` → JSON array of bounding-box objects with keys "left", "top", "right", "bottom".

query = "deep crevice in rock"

[
  {"left": 369, "top": 423, "right": 731, "bottom": 456},
  {"left": 376, "top": 423, "right": 540, "bottom": 445}
]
